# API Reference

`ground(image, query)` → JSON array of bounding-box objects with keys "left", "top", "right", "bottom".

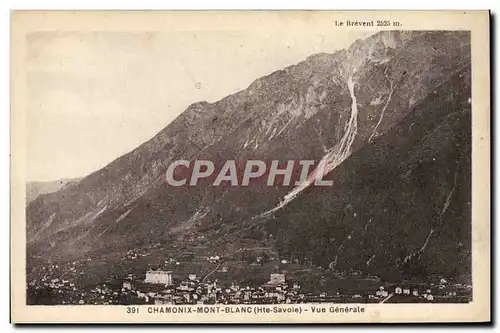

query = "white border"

[{"left": 3, "top": 1, "right": 498, "bottom": 332}]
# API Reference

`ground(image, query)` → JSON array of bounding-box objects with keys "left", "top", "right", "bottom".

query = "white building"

[
  {"left": 144, "top": 269, "right": 173, "bottom": 285},
  {"left": 208, "top": 255, "right": 221, "bottom": 263},
  {"left": 269, "top": 273, "right": 286, "bottom": 284}
]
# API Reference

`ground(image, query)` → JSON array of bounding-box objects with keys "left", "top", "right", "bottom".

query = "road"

[
  {"left": 202, "top": 262, "right": 223, "bottom": 282},
  {"left": 380, "top": 293, "right": 394, "bottom": 303}
]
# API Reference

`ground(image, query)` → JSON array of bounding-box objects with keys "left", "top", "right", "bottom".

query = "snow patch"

[
  {"left": 274, "top": 117, "right": 294, "bottom": 138},
  {"left": 92, "top": 205, "right": 108, "bottom": 221},
  {"left": 260, "top": 74, "right": 359, "bottom": 216},
  {"left": 116, "top": 208, "right": 133, "bottom": 223},
  {"left": 369, "top": 65, "right": 395, "bottom": 143},
  {"left": 43, "top": 212, "right": 56, "bottom": 229},
  {"left": 366, "top": 254, "right": 376, "bottom": 267},
  {"left": 268, "top": 127, "right": 278, "bottom": 141},
  {"left": 370, "top": 96, "right": 383, "bottom": 106},
  {"left": 403, "top": 167, "right": 459, "bottom": 264},
  {"left": 186, "top": 207, "right": 210, "bottom": 225}
]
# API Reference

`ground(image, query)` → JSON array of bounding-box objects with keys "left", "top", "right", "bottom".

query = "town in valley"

[{"left": 27, "top": 244, "right": 472, "bottom": 306}]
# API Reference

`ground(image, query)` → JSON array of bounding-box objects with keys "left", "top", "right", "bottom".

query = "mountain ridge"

[{"left": 26, "top": 30, "right": 471, "bottom": 285}]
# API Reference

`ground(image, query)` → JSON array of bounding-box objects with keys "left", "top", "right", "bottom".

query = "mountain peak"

[{"left": 27, "top": 31, "right": 471, "bottom": 287}]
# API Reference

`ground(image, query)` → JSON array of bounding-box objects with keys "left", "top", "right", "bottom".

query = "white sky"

[{"left": 26, "top": 29, "right": 373, "bottom": 181}]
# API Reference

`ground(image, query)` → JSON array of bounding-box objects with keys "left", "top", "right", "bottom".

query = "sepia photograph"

[{"left": 10, "top": 10, "right": 490, "bottom": 323}]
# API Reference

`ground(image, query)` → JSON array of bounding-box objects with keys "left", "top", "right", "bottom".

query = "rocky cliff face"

[{"left": 26, "top": 31, "right": 471, "bottom": 282}]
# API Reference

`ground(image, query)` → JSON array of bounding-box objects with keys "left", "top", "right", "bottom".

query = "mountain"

[
  {"left": 26, "top": 178, "right": 82, "bottom": 203},
  {"left": 26, "top": 31, "right": 471, "bottom": 284}
]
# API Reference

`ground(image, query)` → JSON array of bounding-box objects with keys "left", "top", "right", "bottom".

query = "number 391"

[{"left": 127, "top": 306, "right": 139, "bottom": 314}]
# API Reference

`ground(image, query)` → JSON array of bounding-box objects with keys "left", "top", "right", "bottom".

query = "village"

[{"left": 26, "top": 253, "right": 472, "bottom": 305}]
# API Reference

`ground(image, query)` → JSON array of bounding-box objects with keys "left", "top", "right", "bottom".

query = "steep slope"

[
  {"left": 259, "top": 67, "right": 471, "bottom": 282},
  {"left": 26, "top": 31, "right": 471, "bottom": 283}
]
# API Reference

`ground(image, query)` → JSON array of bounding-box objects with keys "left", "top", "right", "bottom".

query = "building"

[
  {"left": 208, "top": 255, "right": 220, "bottom": 263},
  {"left": 144, "top": 269, "right": 173, "bottom": 285},
  {"left": 122, "top": 281, "right": 133, "bottom": 290},
  {"left": 269, "top": 274, "right": 286, "bottom": 284}
]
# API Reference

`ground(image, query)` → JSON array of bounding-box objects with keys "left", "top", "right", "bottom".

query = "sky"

[{"left": 26, "top": 29, "right": 373, "bottom": 181}]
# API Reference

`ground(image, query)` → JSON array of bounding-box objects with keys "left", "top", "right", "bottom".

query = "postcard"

[{"left": 10, "top": 10, "right": 490, "bottom": 323}]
